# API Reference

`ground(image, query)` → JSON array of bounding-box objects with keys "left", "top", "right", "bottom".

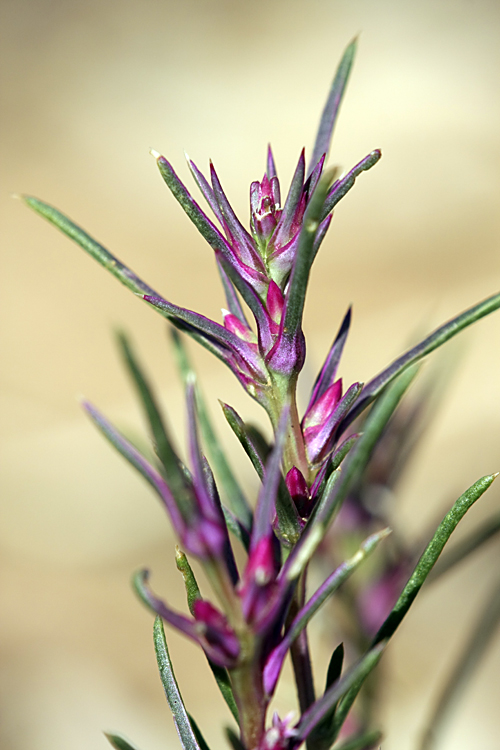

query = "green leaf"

[
  {"left": 188, "top": 715, "right": 212, "bottom": 750},
  {"left": 332, "top": 730, "right": 383, "bottom": 750},
  {"left": 333, "top": 472, "right": 498, "bottom": 741},
  {"left": 281, "top": 172, "right": 334, "bottom": 342},
  {"left": 428, "top": 510, "right": 500, "bottom": 582},
  {"left": 221, "top": 402, "right": 266, "bottom": 479},
  {"left": 221, "top": 401, "right": 301, "bottom": 546},
  {"left": 284, "top": 367, "right": 419, "bottom": 581},
  {"left": 170, "top": 329, "right": 252, "bottom": 527},
  {"left": 419, "top": 576, "right": 500, "bottom": 750},
  {"left": 375, "top": 473, "right": 498, "bottom": 644},
  {"left": 23, "top": 196, "right": 158, "bottom": 297},
  {"left": 174, "top": 549, "right": 240, "bottom": 723},
  {"left": 153, "top": 616, "right": 201, "bottom": 750},
  {"left": 225, "top": 727, "right": 246, "bottom": 750},
  {"left": 342, "top": 290, "right": 500, "bottom": 431},
  {"left": 175, "top": 547, "right": 201, "bottom": 615},
  {"left": 310, "top": 38, "right": 357, "bottom": 170},
  {"left": 117, "top": 332, "right": 193, "bottom": 520},
  {"left": 265, "top": 530, "right": 389, "bottom": 695},
  {"left": 295, "top": 643, "right": 386, "bottom": 743},
  {"left": 104, "top": 733, "right": 143, "bottom": 750},
  {"left": 308, "top": 643, "right": 345, "bottom": 750}
]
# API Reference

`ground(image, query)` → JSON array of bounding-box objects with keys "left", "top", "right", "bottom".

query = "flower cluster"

[{"left": 24, "top": 35, "right": 500, "bottom": 750}]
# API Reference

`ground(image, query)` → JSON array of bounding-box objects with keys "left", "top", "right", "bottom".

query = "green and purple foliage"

[{"left": 24, "top": 39, "right": 500, "bottom": 750}]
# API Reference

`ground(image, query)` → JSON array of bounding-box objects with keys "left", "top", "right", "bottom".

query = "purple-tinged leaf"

[
  {"left": 117, "top": 334, "right": 194, "bottom": 519},
  {"left": 320, "top": 150, "right": 381, "bottom": 220},
  {"left": 186, "top": 156, "right": 225, "bottom": 226},
  {"left": 284, "top": 367, "right": 419, "bottom": 583},
  {"left": 339, "top": 290, "right": 500, "bottom": 434},
  {"left": 222, "top": 505, "right": 251, "bottom": 551},
  {"left": 170, "top": 329, "right": 252, "bottom": 528},
  {"left": 82, "top": 400, "right": 187, "bottom": 540},
  {"left": 251, "top": 405, "right": 291, "bottom": 546},
  {"left": 263, "top": 529, "right": 389, "bottom": 695},
  {"left": 152, "top": 616, "right": 203, "bottom": 750},
  {"left": 267, "top": 144, "right": 278, "bottom": 182},
  {"left": 309, "top": 306, "right": 352, "bottom": 406},
  {"left": 175, "top": 549, "right": 240, "bottom": 722},
  {"left": 154, "top": 155, "right": 267, "bottom": 296},
  {"left": 280, "top": 468, "right": 343, "bottom": 583},
  {"left": 273, "top": 171, "right": 333, "bottom": 372},
  {"left": 272, "top": 149, "right": 306, "bottom": 248},
  {"left": 293, "top": 643, "right": 386, "bottom": 745},
  {"left": 304, "top": 154, "right": 326, "bottom": 198},
  {"left": 23, "top": 196, "right": 158, "bottom": 297},
  {"left": 210, "top": 162, "right": 266, "bottom": 273},
  {"left": 304, "top": 382, "right": 363, "bottom": 465},
  {"left": 143, "top": 294, "right": 268, "bottom": 384},
  {"left": 185, "top": 380, "right": 239, "bottom": 581},
  {"left": 137, "top": 572, "right": 240, "bottom": 667},
  {"left": 216, "top": 259, "right": 250, "bottom": 327},
  {"left": 309, "top": 38, "right": 357, "bottom": 175}
]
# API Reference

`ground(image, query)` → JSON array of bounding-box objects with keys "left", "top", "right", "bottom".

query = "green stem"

[{"left": 230, "top": 636, "right": 268, "bottom": 750}]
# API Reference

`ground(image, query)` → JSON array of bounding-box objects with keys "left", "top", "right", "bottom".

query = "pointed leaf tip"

[{"left": 150, "top": 148, "right": 161, "bottom": 159}]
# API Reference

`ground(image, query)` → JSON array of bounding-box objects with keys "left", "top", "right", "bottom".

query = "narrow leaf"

[
  {"left": 374, "top": 473, "right": 498, "bottom": 645},
  {"left": 23, "top": 196, "right": 158, "bottom": 297},
  {"left": 428, "top": 510, "right": 500, "bottom": 583},
  {"left": 225, "top": 727, "right": 247, "bottom": 750},
  {"left": 104, "top": 733, "right": 143, "bottom": 750},
  {"left": 153, "top": 616, "right": 202, "bottom": 750},
  {"left": 222, "top": 506, "right": 251, "bottom": 551},
  {"left": 419, "top": 576, "right": 500, "bottom": 750},
  {"left": 82, "top": 401, "right": 186, "bottom": 534},
  {"left": 284, "top": 367, "right": 419, "bottom": 582},
  {"left": 175, "top": 550, "right": 240, "bottom": 722},
  {"left": 332, "top": 730, "right": 383, "bottom": 750},
  {"left": 221, "top": 402, "right": 266, "bottom": 479},
  {"left": 342, "top": 289, "right": 500, "bottom": 431},
  {"left": 333, "top": 472, "right": 498, "bottom": 742},
  {"left": 309, "top": 307, "right": 352, "bottom": 406},
  {"left": 282, "top": 172, "right": 334, "bottom": 340},
  {"left": 264, "top": 530, "right": 389, "bottom": 694},
  {"left": 175, "top": 547, "right": 201, "bottom": 614},
  {"left": 117, "top": 333, "right": 194, "bottom": 519},
  {"left": 310, "top": 38, "right": 357, "bottom": 172},
  {"left": 294, "top": 643, "right": 386, "bottom": 743},
  {"left": 171, "top": 329, "right": 252, "bottom": 527},
  {"left": 320, "top": 151, "right": 382, "bottom": 221},
  {"left": 188, "top": 715, "right": 212, "bottom": 750}
]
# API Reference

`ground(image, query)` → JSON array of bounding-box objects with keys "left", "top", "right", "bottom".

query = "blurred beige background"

[{"left": 2, "top": 0, "right": 500, "bottom": 748}]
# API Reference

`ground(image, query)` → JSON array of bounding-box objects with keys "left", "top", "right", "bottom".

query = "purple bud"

[
  {"left": 222, "top": 309, "right": 258, "bottom": 345},
  {"left": 286, "top": 467, "right": 310, "bottom": 518},
  {"left": 251, "top": 173, "right": 281, "bottom": 245},
  {"left": 239, "top": 533, "right": 279, "bottom": 624},
  {"left": 303, "top": 379, "right": 343, "bottom": 429},
  {"left": 193, "top": 599, "right": 240, "bottom": 662}
]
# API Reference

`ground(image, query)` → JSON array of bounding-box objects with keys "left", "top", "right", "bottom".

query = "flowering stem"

[
  {"left": 230, "top": 636, "right": 267, "bottom": 750},
  {"left": 268, "top": 376, "right": 309, "bottom": 479}
]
